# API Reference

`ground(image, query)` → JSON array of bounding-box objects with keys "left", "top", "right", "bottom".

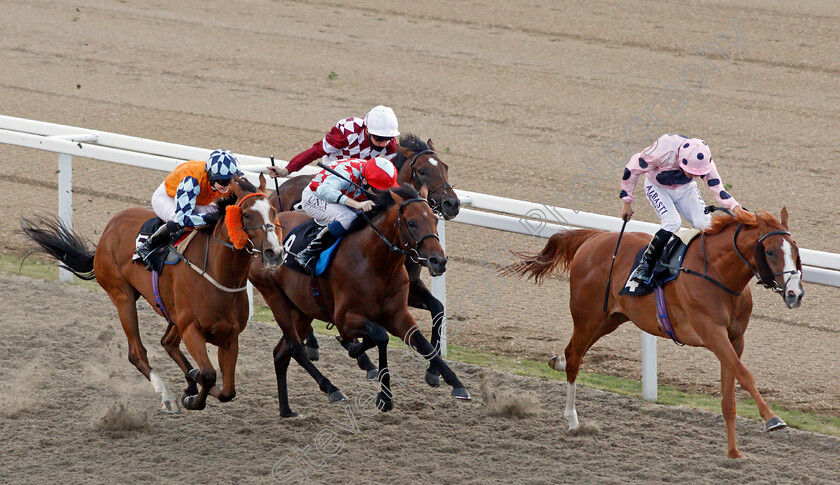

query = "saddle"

[
  {"left": 133, "top": 218, "right": 197, "bottom": 274},
  {"left": 282, "top": 219, "right": 344, "bottom": 276},
  {"left": 620, "top": 229, "right": 701, "bottom": 296}
]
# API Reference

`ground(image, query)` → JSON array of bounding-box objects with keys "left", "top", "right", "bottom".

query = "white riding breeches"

[
  {"left": 644, "top": 179, "right": 711, "bottom": 232},
  {"left": 301, "top": 187, "right": 359, "bottom": 230},
  {"left": 150, "top": 182, "right": 218, "bottom": 223}
]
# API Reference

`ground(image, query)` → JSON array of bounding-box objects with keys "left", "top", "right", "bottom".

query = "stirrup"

[{"left": 629, "top": 264, "right": 652, "bottom": 284}]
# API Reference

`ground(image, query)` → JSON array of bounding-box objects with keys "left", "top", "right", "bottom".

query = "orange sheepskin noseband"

[{"left": 225, "top": 205, "right": 249, "bottom": 249}]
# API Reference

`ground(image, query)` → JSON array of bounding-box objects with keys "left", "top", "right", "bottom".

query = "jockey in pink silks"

[{"left": 620, "top": 134, "right": 742, "bottom": 284}]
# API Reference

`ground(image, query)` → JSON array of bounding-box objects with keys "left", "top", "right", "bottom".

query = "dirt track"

[{"left": 1, "top": 0, "right": 840, "bottom": 482}]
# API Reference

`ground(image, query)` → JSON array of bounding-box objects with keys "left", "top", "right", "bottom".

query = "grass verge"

[{"left": 6, "top": 252, "right": 840, "bottom": 437}]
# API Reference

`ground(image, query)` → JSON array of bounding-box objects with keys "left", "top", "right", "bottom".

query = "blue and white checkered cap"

[{"left": 205, "top": 149, "right": 241, "bottom": 180}]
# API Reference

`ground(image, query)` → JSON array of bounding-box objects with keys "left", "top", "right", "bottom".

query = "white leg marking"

[
  {"left": 552, "top": 355, "right": 566, "bottom": 371},
  {"left": 150, "top": 370, "right": 179, "bottom": 412},
  {"left": 565, "top": 381, "right": 579, "bottom": 430}
]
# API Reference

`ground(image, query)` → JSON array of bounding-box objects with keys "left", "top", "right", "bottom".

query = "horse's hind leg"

[
  {"left": 337, "top": 338, "right": 379, "bottom": 380},
  {"left": 721, "top": 337, "right": 742, "bottom": 458},
  {"left": 179, "top": 323, "right": 215, "bottom": 411},
  {"left": 407, "top": 278, "right": 444, "bottom": 387},
  {"left": 160, "top": 324, "right": 198, "bottom": 398},
  {"left": 109, "top": 288, "right": 179, "bottom": 413},
  {"left": 560, "top": 313, "right": 623, "bottom": 430}
]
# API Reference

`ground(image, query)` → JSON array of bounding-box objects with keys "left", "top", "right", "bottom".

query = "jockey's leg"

[
  {"left": 629, "top": 181, "right": 680, "bottom": 283},
  {"left": 673, "top": 181, "right": 712, "bottom": 230},
  {"left": 295, "top": 222, "right": 346, "bottom": 270}
]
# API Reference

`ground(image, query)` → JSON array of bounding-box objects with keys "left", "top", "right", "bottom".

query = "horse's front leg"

[
  {"left": 698, "top": 324, "right": 785, "bottom": 441},
  {"left": 179, "top": 323, "right": 216, "bottom": 411},
  {"left": 342, "top": 312, "right": 393, "bottom": 410},
  {"left": 407, "top": 277, "right": 444, "bottom": 387},
  {"left": 160, "top": 323, "right": 198, "bottom": 399},
  {"left": 394, "top": 314, "right": 470, "bottom": 401},
  {"left": 209, "top": 337, "right": 239, "bottom": 403}
]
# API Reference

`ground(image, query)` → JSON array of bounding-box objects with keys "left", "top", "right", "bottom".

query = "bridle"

[
  {"left": 408, "top": 149, "right": 453, "bottom": 216},
  {"left": 361, "top": 197, "right": 440, "bottom": 264},
  {"left": 732, "top": 224, "right": 800, "bottom": 294},
  {"left": 213, "top": 191, "right": 279, "bottom": 255}
]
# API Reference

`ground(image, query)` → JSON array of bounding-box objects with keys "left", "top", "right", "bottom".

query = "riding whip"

[{"left": 603, "top": 218, "right": 629, "bottom": 312}]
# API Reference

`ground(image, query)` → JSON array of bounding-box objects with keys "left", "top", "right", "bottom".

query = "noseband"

[
  {"left": 732, "top": 224, "right": 799, "bottom": 294},
  {"left": 408, "top": 149, "right": 453, "bottom": 215}
]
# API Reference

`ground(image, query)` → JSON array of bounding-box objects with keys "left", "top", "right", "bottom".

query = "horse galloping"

[
  {"left": 272, "top": 134, "right": 459, "bottom": 386},
  {"left": 21, "top": 175, "right": 284, "bottom": 412},
  {"left": 249, "top": 184, "right": 470, "bottom": 417},
  {"left": 502, "top": 208, "right": 803, "bottom": 458}
]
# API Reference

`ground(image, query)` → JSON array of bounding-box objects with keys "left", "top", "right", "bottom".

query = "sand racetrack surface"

[
  {"left": 1, "top": 271, "right": 839, "bottom": 484},
  {"left": 1, "top": 0, "right": 840, "bottom": 482}
]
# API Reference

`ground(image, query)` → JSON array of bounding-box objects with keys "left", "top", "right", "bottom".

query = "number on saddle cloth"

[
  {"left": 620, "top": 229, "right": 701, "bottom": 297},
  {"left": 282, "top": 219, "right": 345, "bottom": 276}
]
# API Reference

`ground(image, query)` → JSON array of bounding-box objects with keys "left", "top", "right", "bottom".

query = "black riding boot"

[
  {"left": 296, "top": 225, "right": 339, "bottom": 271},
  {"left": 629, "top": 228, "right": 673, "bottom": 284},
  {"left": 135, "top": 221, "right": 178, "bottom": 267}
]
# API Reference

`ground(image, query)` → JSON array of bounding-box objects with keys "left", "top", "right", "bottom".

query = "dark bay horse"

[
  {"left": 21, "top": 175, "right": 284, "bottom": 412},
  {"left": 502, "top": 208, "right": 803, "bottom": 458},
  {"left": 272, "top": 134, "right": 459, "bottom": 386},
  {"left": 249, "top": 184, "right": 470, "bottom": 417}
]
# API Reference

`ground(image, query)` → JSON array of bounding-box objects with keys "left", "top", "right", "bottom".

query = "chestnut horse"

[
  {"left": 273, "top": 134, "right": 459, "bottom": 386},
  {"left": 502, "top": 209, "right": 804, "bottom": 458},
  {"left": 249, "top": 184, "right": 470, "bottom": 417},
  {"left": 21, "top": 176, "right": 284, "bottom": 412}
]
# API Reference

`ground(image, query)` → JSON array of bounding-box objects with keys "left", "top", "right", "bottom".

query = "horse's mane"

[
  {"left": 702, "top": 210, "right": 779, "bottom": 235},
  {"left": 392, "top": 133, "right": 429, "bottom": 171}
]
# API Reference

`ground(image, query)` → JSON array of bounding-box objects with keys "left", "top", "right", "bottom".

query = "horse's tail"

[
  {"left": 500, "top": 229, "right": 602, "bottom": 284},
  {"left": 20, "top": 216, "right": 96, "bottom": 281}
]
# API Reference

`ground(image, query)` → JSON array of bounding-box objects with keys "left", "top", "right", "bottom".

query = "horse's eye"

[
  {"left": 418, "top": 170, "right": 426, "bottom": 176},
  {"left": 408, "top": 221, "right": 416, "bottom": 228},
  {"left": 765, "top": 250, "right": 773, "bottom": 257},
  {"left": 243, "top": 212, "right": 251, "bottom": 219}
]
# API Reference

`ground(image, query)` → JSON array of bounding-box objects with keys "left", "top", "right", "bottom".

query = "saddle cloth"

[
  {"left": 620, "top": 228, "right": 701, "bottom": 296},
  {"left": 282, "top": 219, "right": 344, "bottom": 276}
]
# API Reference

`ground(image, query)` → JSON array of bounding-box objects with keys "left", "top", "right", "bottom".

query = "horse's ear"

[
  {"left": 780, "top": 207, "right": 789, "bottom": 230},
  {"left": 258, "top": 173, "right": 267, "bottom": 193},
  {"left": 419, "top": 185, "right": 429, "bottom": 200},
  {"left": 232, "top": 175, "right": 244, "bottom": 198},
  {"left": 398, "top": 144, "right": 413, "bottom": 158},
  {"left": 390, "top": 188, "right": 405, "bottom": 206},
  {"left": 427, "top": 138, "right": 436, "bottom": 151}
]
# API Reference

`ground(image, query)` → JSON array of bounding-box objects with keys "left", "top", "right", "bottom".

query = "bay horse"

[
  {"left": 272, "top": 134, "right": 459, "bottom": 386},
  {"left": 502, "top": 208, "right": 804, "bottom": 458},
  {"left": 249, "top": 184, "right": 470, "bottom": 417},
  {"left": 20, "top": 175, "right": 284, "bottom": 413}
]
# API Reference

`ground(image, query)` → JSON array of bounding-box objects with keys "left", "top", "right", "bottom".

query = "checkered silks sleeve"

[{"left": 174, "top": 176, "right": 209, "bottom": 227}]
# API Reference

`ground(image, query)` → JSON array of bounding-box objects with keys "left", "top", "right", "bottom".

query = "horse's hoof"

[
  {"left": 329, "top": 390, "right": 348, "bottom": 403},
  {"left": 366, "top": 368, "right": 379, "bottom": 380},
  {"left": 766, "top": 417, "right": 787, "bottom": 432},
  {"left": 160, "top": 398, "right": 181, "bottom": 414},
  {"left": 375, "top": 393, "right": 393, "bottom": 412},
  {"left": 280, "top": 410, "right": 299, "bottom": 419},
  {"left": 451, "top": 387, "right": 471, "bottom": 400},
  {"left": 181, "top": 392, "right": 206, "bottom": 411},
  {"left": 424, "top": 369, "right": 441, "bottom": 388},
  {"left": 305, "top": 345, "right": 320, "bottom": 361},
  {"left": 548, "top": 355, "right": 565, "bottom": 371}
]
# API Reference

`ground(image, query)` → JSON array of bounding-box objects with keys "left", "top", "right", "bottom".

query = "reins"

[
  {"left": 360, "top": 196, "right": 439, "bottom": 264},
  {"left": 179, "top": 190, "right": 274, "bottom": 292}
]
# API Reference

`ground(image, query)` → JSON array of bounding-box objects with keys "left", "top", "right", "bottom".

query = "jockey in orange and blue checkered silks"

[{"left": 135, "top": 149, "right": 243, "bottom": 266}]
